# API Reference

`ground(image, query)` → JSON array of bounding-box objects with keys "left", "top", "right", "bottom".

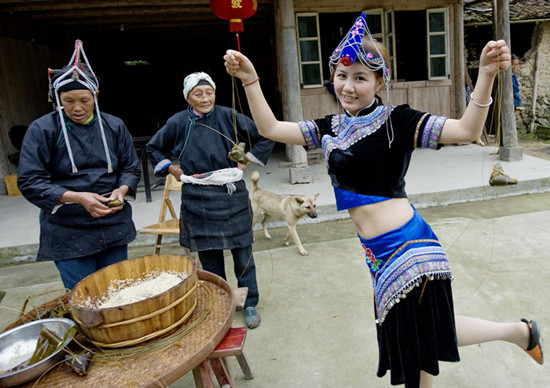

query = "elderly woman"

[
  {"left": 146, "top": 72, "right": 273, "bottom": 329},
  {"left": 17, "top": 40, "right": 141, "bottom": 290}
]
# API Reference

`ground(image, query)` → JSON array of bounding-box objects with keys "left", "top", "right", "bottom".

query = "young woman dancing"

[{"left": 223, "top": 12, "right": 543, "bottom": 388}]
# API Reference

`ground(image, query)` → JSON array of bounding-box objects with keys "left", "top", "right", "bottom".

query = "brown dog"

[{"left": 250, "top": 171, "right": 319, "bottom": 256}]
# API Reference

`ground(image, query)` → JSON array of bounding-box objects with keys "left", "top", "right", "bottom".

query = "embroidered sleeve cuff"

[
  {"left": 153, "top": 159, "right": 173, "bottom": 177},
  {"left": 298, "top": 120, "right": 322, "bottom": 150},
  {"left": 418, "top": 115, "right": 447, "bottom": 150}
]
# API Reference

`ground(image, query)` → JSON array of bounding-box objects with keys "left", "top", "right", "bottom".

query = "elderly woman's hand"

[{"left": 167, "top": 164, "right": 184, "bottom": 181}]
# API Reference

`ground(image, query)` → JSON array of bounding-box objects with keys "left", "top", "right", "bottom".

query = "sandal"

[{"left": 521, "top": 318, "right": 544, "bottom": 365}]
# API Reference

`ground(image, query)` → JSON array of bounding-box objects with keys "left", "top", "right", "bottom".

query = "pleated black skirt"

[{"left": 376, "top": 277, "right": 460, "bottom": 387}]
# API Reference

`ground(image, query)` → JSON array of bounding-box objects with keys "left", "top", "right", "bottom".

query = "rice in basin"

[{"left": 69, "top": 255, "right": 198, "bottom": 347}]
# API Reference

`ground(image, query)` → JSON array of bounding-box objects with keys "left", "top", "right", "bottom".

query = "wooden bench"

[
  {"left": 192, "top": 326, "right": 254, "bottom": 387},
  {"left": 192, "top": 287, "right": 252, "bottom": 387}
]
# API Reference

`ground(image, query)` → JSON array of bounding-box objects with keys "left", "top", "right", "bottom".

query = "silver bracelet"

[{"left": 470, "top": 93, "right": 493, "bottom": 107}]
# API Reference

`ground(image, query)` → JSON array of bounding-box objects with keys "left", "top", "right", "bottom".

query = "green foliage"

[
  {"left": 517, "top": 129, "right": 550, "bottom": 143},
  {"left": 124, "top": 60, "right": 150, "bottom": 66}
]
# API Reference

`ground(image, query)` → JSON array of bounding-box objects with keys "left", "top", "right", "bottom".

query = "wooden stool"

[{"left": 193, "top": 327, "right": 254, "bottom": 387}]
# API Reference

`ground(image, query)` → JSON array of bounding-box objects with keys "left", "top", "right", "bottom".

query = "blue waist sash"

[
  {"left": 358, "top": 208, "right": 453, "bottom": 324},
  {"left": 333, "top": 186, "right": 390, "bottom": 211}
]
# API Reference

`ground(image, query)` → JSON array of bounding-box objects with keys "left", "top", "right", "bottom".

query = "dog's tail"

[{"left": 250, "top": 171, "right": 260, "bottom": 193}]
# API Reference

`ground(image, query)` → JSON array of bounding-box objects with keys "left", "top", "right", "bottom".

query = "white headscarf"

[{"left": 183, "top": 72, "right": 216, "bottom": 100}]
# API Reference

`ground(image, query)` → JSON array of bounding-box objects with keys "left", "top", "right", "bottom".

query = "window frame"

[
  {"left": 426, "top": 8, "right": 450, "bottom": 80},
  {"left": 363, "top": 8, "right": 384, "bottom": 43},
  {"left": 384, "top": 9, "right": 396, "bottom": 81},
  {"left": 364, "top": 9, "right": 399, "bottom": 82},
  {"left": 295, "top": 12, "right": 323, "bottom": 88}
]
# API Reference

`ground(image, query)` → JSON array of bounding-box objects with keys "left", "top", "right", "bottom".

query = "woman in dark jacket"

[
  {"left": 18, "top": 40, "right": 141, "bottom": 290},
  {"left": 147, "top": 72, "right": 273, "bottom": 329}
]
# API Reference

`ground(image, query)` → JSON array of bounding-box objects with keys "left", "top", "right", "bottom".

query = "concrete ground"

[{"left": 1, "top": 141, "right": 550, "bottom": 387}]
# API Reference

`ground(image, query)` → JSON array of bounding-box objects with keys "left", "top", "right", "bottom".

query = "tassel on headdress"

[{"left": 48, "top": 39, "right": 113, "bottom": 174}]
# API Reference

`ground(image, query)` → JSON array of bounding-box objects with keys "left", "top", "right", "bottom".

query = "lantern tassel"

[{"left": 229, "top": 19, "right": 244, "bottom": 33}]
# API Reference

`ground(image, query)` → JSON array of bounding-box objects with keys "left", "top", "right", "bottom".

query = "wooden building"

[
  {"left": 0, "top": 0, "right": 467, "bottom": 193},
  {"left": 464, "top": 0, "right": 550, "bottom": 134}
]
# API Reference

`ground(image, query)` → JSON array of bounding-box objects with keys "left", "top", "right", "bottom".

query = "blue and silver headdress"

[
  {"left": 48, "top": 40, "right": 113, "bottom": 173},
  {"left": 329, "top": 12, "right": 391, "bottom": 86},
  {"left": 329, "top": 13, "right": 394, "bottom": 146}
]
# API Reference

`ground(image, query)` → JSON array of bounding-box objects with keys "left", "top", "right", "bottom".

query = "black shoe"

[{"left": 521, "top": 318, "right": 544, "bottom": 365}]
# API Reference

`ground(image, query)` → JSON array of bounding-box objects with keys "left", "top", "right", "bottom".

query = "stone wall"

[{"left": 516, "top": 21, "right": 550, "bottom": 131}]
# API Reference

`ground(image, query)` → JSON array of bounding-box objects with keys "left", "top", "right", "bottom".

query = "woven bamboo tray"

[
  {"left": 17, "top": 270, "right": 235, "bottom": 387},
  {"left": 2, "top": 292, "right": 71, "bottom": 333}
]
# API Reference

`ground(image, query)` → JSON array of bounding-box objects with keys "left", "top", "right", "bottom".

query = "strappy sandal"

[{"left": 521, "top": 318, "right": 544, "bottom": 365}]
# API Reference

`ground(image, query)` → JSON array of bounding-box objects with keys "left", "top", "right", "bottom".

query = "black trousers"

[{"left": 198, "top": 245, "right": 259, "bottom": 308}]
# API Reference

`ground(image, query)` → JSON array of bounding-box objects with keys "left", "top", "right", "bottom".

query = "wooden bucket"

[{"left": 69, "top": 254, "right": 198, "bottom": 348}]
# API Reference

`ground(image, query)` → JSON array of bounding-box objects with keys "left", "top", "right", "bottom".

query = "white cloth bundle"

[{"left": 180, "top": 167, "right": 243, "bottom": 194}]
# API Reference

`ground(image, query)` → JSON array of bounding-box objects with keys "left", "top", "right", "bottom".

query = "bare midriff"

[{"left": 348, "top": 198, "right": 414, "bottom": 240}]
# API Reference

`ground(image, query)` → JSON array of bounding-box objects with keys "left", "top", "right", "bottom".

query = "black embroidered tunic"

[
  {"left": 299, "top": 103, "right": 445, "bottom": 198},
  {"left": 17, "top": 112, "right": 141, "bottom": 261},
  {"left": 146, "top": 105, "right": 274, "bottom": 251}
]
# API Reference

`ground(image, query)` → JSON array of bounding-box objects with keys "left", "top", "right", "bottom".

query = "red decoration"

[{"left": 210, "top": 0, "right": 257, "bottom": 33}]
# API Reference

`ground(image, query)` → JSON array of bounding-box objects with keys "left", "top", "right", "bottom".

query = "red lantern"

[{"left": 210, "top": 0, "right": 257, "bottom": 33}]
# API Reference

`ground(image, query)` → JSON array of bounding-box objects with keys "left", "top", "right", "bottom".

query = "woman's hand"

[
  {"left": 66, "top": 191, "right": 112, "bottom": 218},
  {"left": 59, "top": 186, "right": 129, "bottom": 217},
  {"left": 224, "top": 50, "right": 258, "bottom": 85},
  {"left": 107, "top": 185, "right": 129, "bottom": 213},
  {"left": 479, "top": 40, "right": 511, "bottom": 78},
  {"left": 167, "top": 164, "right": 184, "bottom": 181}
]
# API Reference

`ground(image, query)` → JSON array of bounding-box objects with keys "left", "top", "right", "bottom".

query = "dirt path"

[
  {"left": 518, "top": 138, "right": 550, "bottom": 161},
  {"left": 481, "top": 136, "right": 550, "bottom": 161}
]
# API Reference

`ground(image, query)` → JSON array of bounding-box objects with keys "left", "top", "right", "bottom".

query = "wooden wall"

[
  {"left": 301, "top": 88, "right": 339, "bottom": 120},
  {"left": 388, "top": 80, "right": 452, "bottom": 117},
  {"left": 0, "top": 37, "right": 52, "bottom": 194}
]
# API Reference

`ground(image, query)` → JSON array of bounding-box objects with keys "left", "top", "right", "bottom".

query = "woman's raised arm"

[
  {"left": 224, "top": 50, "right": 306, "bottom": 145},
  {"left": 440, "top": 39, "right": 510, "bottom": 144}
]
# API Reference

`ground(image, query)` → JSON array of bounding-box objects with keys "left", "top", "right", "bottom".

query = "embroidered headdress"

[
  {"left": 48, "top": 40, "right": 113, "bottom": 173},
  {"left": 329, "top": 12, "right": 394, "bottom": 146},
  {"left": 329, "top": 12, "right": 391, "bottom": 85}
]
